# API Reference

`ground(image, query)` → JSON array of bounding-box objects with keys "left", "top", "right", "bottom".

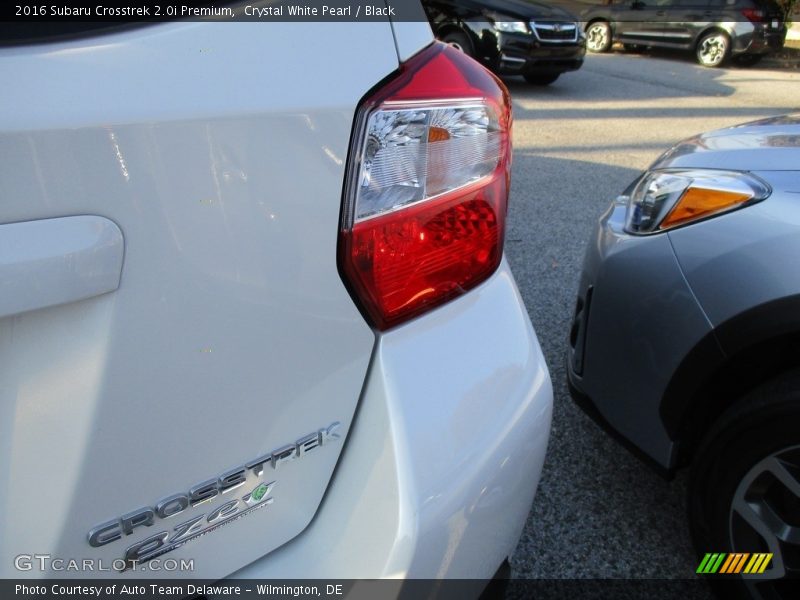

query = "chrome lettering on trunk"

[{"left": 86, "top": 422, "right": 341, "bottom": 567}]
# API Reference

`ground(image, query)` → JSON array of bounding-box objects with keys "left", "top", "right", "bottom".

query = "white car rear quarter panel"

[
  {"left": 0, "top": 21, "right": 398, "bottom": 578},
  {"left": 233, "top": 261, "right": 553, "bottom": 579}
]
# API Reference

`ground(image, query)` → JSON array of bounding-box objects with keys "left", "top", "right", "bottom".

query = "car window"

[{"left": 631, "top": 0, "right": 676, "bottom": 7}]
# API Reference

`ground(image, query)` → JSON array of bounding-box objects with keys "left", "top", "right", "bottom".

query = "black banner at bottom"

[{"left": 2, "top": 578, "right": 721, "bottom": 600}]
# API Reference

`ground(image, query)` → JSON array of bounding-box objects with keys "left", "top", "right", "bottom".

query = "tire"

[
  {"left": 696, "top": 31, "right": 730, "bottom": 68},
  {"left": 441, "top": 30, "right": 474, "bottom": 58},
  {"left": 734, "top": 54, "right": 764, "bottom": 67},
  {"left": 622, "top": 43, "right": 644, "bottom": 53},
  {"left": 586, "top": 21, "right": 612, "bottom": 53},
  {"left": 523, "top": 72, "right": 560, "bottom": 85},
  {"left": 689, "top": 371, "right": 800, "bottom": 599}
]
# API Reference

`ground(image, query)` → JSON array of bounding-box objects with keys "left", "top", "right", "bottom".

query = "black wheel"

[
  {"left": 696, "top": 31, "right": 730, "bottom": 67},
  {"left": 586, "top": 21, "right": 612, "bottom": 53},
  {"left": 441, "top": 30, "right": 474, "bottom": 58},
  {"left": 734, "top": 54, "right": 764, "bottom": 67},
  {"left": 523, "top": 72, "right": 560, "bottom": 85},
  {"left": 689, "top": 371, "right": 800, "bottom": 599}
]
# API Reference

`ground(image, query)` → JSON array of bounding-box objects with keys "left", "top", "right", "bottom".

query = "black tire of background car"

[
  {"left": 734, "top": 54, "right": 764, "bottom": 67},
  {"left": 622, "top": 43, "right": 645, "bottom": 53},
  {"left": 695, "top": 31, "right": 730, "bottom": 68},
  {"left": 585, "top": 21, "right": 612, "bottom": 53},
  {"left": 688, "top": 370, "right": 800, "bottom": 600},
  {"left": 523, "top": 73, "right": 560, "bottom": 85},
  {"left": 441, "top": 30, "right": 474, "bottom": 58}
]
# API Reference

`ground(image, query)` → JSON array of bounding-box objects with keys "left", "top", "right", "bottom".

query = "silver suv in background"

[{"left": 568, "top": 115, "right": 800, "bottom": 597}]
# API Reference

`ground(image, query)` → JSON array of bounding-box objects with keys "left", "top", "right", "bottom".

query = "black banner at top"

[
  {"left": 1, "top": 0, "right": 787, "bottom": 23},
  {"left": 4, "top": 1, "right": 422, "bottom": 22}
]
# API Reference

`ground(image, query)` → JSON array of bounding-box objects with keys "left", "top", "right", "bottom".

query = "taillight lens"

[
  {"left": 742, "top": 8, "right": 766, "bottom": 23},
  {"left": 339, "top": 42, "right": 512, "bottom": 330}
]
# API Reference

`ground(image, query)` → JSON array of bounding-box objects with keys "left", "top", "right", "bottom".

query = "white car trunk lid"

[{"left": 0, "top": 20, "right": 399, "bottom": 578}]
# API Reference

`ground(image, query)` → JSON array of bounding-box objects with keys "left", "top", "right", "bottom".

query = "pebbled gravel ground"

[{"left": 502, "top": 50, "right": 799, "bottom": 587}]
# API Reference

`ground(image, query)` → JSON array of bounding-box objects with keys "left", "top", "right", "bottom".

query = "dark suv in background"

[
  {"left": 423, "top": 0, "right": 586, "bottom": 85},
  {"left": 582, "top": 0, "right": 786, "bottom": 67}
]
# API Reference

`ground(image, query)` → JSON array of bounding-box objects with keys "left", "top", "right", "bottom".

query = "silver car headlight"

[{"left": 624, "top": 169, "right": 771, "bottom": 234}]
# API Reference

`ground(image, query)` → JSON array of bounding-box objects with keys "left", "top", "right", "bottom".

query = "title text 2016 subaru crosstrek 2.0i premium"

[{"left": 0, "top": 2, "right": 552, "bottom": 586}]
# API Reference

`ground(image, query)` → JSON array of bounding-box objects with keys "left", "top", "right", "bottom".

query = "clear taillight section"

[
  {"left": 339, "top": 42, "right": 512, "bottom": 330},
  {"left": 356, "top": 104, "right": 503, "bottom": 219}
]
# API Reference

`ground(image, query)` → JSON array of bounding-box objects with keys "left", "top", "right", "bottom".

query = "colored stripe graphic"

[
  {"left": 697, "top": 553, "right": 726, "bottom": 574},
  {"left": 734, "top": 552, "right": 750, "bottom": 573},
  {"left": 744, "top": 554, "right": 761, "bottom": 574},
  {"left": 732, "top": 553, "right": 749, "bottom": 574},
  {"left": 757, "top": 554, "right": 772, "bottom": 574},
  {"left": 696, "top": 554, "right": 714, "bottom": 574},
  {"left": 719, "top": 554, "right": 736, "bottom": 574},
  {"left": 698, "top": 552, "right": 773, "bottom": 575}
]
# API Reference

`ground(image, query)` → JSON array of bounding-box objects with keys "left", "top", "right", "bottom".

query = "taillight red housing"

[
  {"left": 339, "top": 42, "right": 512, "bottom": 330},
  {"left": 741, "top": 8, "right": 766, "bottom": 23}
]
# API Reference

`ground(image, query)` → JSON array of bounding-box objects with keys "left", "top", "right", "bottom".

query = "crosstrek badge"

[{"left": 85, "top": 423, "right": 342, "bottom": 569}]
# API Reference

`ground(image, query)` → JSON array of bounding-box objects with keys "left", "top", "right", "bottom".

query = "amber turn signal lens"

[
  {"left": 660, "top": 187, "right": 752, "bottom": 229},
  {"left": 428, "top": 126, "right": 451, "bottom": 142}
]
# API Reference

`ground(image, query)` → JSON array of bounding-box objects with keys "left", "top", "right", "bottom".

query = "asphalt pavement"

[{"left": 504, "top": 50, "right": 799, "bottom": 584}]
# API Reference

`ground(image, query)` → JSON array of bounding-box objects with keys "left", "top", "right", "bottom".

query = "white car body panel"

[
  {"left": 0, "top": 21, "right": 397, "bottom": 578},
  {"left": 232, "top": 261, "right": 553, "bottom": 579}
]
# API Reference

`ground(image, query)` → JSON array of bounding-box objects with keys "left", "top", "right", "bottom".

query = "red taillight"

[
  {"left": 742, "top": 8, "right": 766, "bottom": 23},
  {"left": 339, "top": 42, "right": 512, "bottom": 330}
]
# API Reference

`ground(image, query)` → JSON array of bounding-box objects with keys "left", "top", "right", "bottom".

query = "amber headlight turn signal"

[{"left": 624, "top": 169, "right": 770, "bottom": 234}]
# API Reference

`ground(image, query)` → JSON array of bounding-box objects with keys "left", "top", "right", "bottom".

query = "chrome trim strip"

[{"left": 530, "top": 21, "right": 579, "bottom": 44}]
